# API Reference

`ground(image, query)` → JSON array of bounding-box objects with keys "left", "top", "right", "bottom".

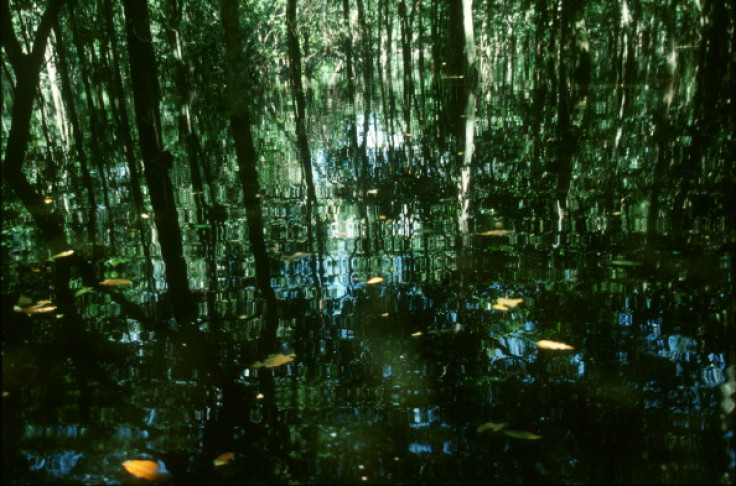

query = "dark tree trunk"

[
  {"left": 51, "top": 18, "right": 98, "bottom": 245},
  {"left": 287, "top": 0, "right": 325, "bottom": 301},
  {"left": 220, "top": 0, "right": 279, "bottom": 356},
  {"left": 122, "top": 0, "right": 195, "bottom": 324}
]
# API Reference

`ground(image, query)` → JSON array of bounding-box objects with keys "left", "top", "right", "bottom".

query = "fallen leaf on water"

[
  {"left": 74, "top": 287, "right": 95, "bottom": 297},
  {"left": 493, "top": 304, "right": 510, "bottom": 311},
  {"left": 51, "top": 250, "right": 74, "bottom": 259},
  {"left": 252, "top": 353, "right": 296, "bottom": 368},
  {"left": 536, "top": 339, "right": 574, "bottom": 350},
  {"left": 99, "top": 278, "right": 133, "bottom": 286},
  {"left": 121, "top": 460, "right": 162, "bottom": 481},
  {"left": 411, "top": 331, "right": 423, "bottom": 337},
  {"left": 367, "top": 189, "right": 379, "bottom": 194},
  {"left": 612, "top": 260, "right": 641, "bottom": 266},
  {"left": 284, "top": 251, "right": 309, "bottom": 261},
  {"left": 497, "top": 297, "right": 523, "bottom": 308},
  {"left": 476, "top": 230, "right": 514, "bottom": 236},
  {"left": 477, "top": 421, "right": 507, "bottom": 434},
  {"left": 213, "top": 452, "right": 235, "bottom": 467},
  {"left": 502, "top": 429, "right": 543, "bottom": 440},
  {"left": 366, "top": 277, "right": 384, "bottom": 285}
]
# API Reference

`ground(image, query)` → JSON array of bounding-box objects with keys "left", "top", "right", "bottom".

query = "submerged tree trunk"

[
  {"left": 122, "top": 0, "right": 195, "bottom": 324},
  {"left": 220, "top": 0, "right": 279, "bottom": 356}
]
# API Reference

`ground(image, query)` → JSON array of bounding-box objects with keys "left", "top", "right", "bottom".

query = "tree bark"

[
  {"left": 122, "top": 0, "right": 195, "bottom": 324},
  {"left": 220, "top": 0, "right": 279, "bottom": 356}
]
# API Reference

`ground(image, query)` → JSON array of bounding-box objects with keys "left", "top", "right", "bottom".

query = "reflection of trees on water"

[{"left": 1, "top": 0, "right": 734, "bottom": 483}]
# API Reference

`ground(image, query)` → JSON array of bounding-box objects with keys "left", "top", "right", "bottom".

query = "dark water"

[{"left": 3, "top": 23, "right": 735, "bottom": 486}]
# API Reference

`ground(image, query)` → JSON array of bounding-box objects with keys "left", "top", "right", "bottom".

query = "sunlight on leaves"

[
  {"left": 121, "top": 460, "right": 163, "bottom": 481},
  {"left": 536, "top": 339, "right": 574, "bottom": 350},
  {"left": 476, "top": 421, "right": 507, "bottom": 433},
  {"left": 252, "top": 353, "right": 297, "bottom": 368},
  {"left": 366, "top": 277, "right": 384, "bottom": 284},
  {"left": 213, "top": 452, "right": 235, "bottom": 467},
  {"left": 51, "top": 250, "right": 74, "bottom": 259}
]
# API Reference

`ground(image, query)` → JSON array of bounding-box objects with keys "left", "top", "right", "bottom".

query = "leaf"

[
  {"left": 74, "top": 287, "right": 95, "bottom": 297},
  {"left": 21, "top": 305, "right": 57, "bottom": 315},
  {"left": 477, "top": 421, "right": 507, "bottom": 434},
  {"left": 213, "top": 452, "right": 235, "bottom": 467},
  {"left": 492, "top": 304, "right": 509, "bottom": 311},
  {"left": 99, "top": 278, "right": 133, "bottom": 286},
  {"left": 536, "top": 339, "right": 574, "bottom": 350},
  {"left": 121, "top": 460, "right": 162, "bottom": 480},
  {"left": 284, "top": 251, "right": 309, "bottom": 261},
  {"left": 252, "top": 353, "right": 296, "bottom": 368},
  {"left": 611, "top": 260, "right": 641, "bottom": 267},
  {"left": 366, "top": 277, "right": 384, "bottom": 284},
  {"left": 51, "top": 250, "right": 74, "bottom": 259},
  {"left": 476, "top": 230, "right": 514, "bottom": 236},
  {"left": 496, "top": 297, "right": 523, "bottom": 308},
  {"left": 501, "top": 429, "right": 542, "bottom": 440}
]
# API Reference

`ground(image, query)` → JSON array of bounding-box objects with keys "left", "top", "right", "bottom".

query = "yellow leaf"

[
  {"left": 477, "top": 421, "right": 507, "bottom": 434},
  {"left": 366, "top": 277, "right": 384, "bottom": 285},
  {"left": 252, "top": 353, "right": 296, "bottom": 368},
  {"left": 492, "top": 304, "right": 509, "bottom": 311},
  {"left": 496, "top": 298, "right": 523, "bottom": 308},
  {"left": 284, "top": 251, "right": 309, "bottom": 261},
  {"left": 367, "top": 189, "right": 379, "bottom": 194},
  {"left": 213, "top": 452, "right": 235, "bottom": 467},
  {"left": 476, "top": 230, "right": 513, "bottom": 236},
  {"left": 501, "top": 429, "right": 542, "bottom": 440},
  {"left": 22, "top": 305, "right": 57, "bottom": 315},
  {"left": 51, "top": 250, "right": 74, "bottom": 259},
  {"left": 536, "top": 339, "right": 574, "bottom": 350},
  {"left": 411, "top": 331, "right": 423, "bottom": 337},
  {"left": 99, "top": 278, "right": 133, "bottom": 286},
  {"left": 121, "top": 460, "right": 162, "bottom": 481}
]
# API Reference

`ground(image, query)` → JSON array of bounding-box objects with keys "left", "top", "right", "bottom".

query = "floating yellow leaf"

[
  {"left": 477, "top": 421, "right": 507, "bottom": 434},
  {"left": 493, "top": 304, "right": 509, "bottom": 311},
  {"left": 476, "top": 230, "right": 514, "bottom": 236},
  {"left": 411, "top": 331, "right": 423, "bottom": 337},
  {"left": 44, "top": 197, "right": 53, "bottom": 204},
  {"left": 284, "top": 251, "right": 309, "bottom": 261},
  {"left": 121, "top": 460, "right": 162, "bottom": 481},
  {"left": 367, "top": 189, "right": 379, "bottom": 195},
  {"left": 213, "top": 452, "right": 235, "bottom": 467},
  {"left": 501, "top": 429, "right": 542, "bottom": 440},
  {"left": 252, "top": 353, "right": 296, "bottom": 368},
  {"left": 536, "top": 339, "right": 574, "bottom": 350},
  {"left": 51, "top": 250, "right": 74, "bottom": 259},
  {"left": 366, "top": 277, "right": 384, "bottom": 285},
  {"left": 26, "top": 306, "right": 56, "bottom": 314},
  {"left": 379, "top": 215, "right": 388, "bottom": 220},
  {"left": 496, "top": 298, "right": 523, "bottom": 308},
  {"left": 99, "top": 278, "right": 133, "bottom": 286}
]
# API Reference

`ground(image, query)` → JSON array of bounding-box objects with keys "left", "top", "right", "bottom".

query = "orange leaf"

[
  {"left": 122, "top": 460, "right": 161, "bottom": 481},
  {"left": 213, "top": 452, "right": 235, "bottom": 467}
]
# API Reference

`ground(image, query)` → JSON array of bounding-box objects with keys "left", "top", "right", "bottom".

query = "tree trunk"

[
  {"left": 220, "top": 0, "right": 279, "bottom": 356},
  {"left": 122, "top": 0, "right": 195, "bottom": 324}
]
